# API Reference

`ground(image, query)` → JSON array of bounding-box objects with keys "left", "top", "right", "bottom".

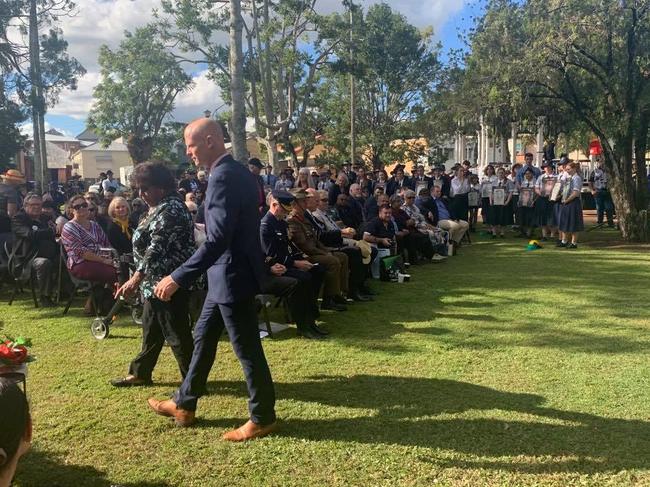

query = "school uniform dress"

[
  {"left": 480, "top": 175, "right": 497, "bottom": 224},
  {"left": 558, "top": 174, "right": 584, "bottom": 233},
  {"left": 490, "top": 179, "right": 514, "bottom": 226},
  {"left": 553, "top": 172, "right": 568, "bottom": 227},
  {"left": 534, "top": 174, "right": 557, "bottom": 227},
  {"left": 518, "top": 179, "right": 538, "bottom": 228},
  {"left": 449, "top": 177, "right": 470, "bottom": 222}
]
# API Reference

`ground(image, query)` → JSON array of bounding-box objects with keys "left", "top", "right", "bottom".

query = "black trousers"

[
  {"left": 129, "top": 289, "right": 194, "bottom": 382},
  {"left": 173, "top": 295, "right": 276, "bottom": 425},
  {"left": 285, "top": 265, "right": 324, "bottom": 315},
  {"left": 31, "top": 257, "right": 54, "bottom": 298},
  {"left": 398, "top": 232, "right": 434, "bottom": 261},
  {"left": 261, "top": 273, "right": 312, "bottom": 330}
]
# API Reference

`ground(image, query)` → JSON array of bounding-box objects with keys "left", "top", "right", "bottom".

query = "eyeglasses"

[
  {"left": 88, "top": 207, "right": 97, "bottom": 213},
  {"left": 320, "top": 199, "right": 328, "bottom": 202},
  {"left": 406, "top": 196, "right": 415, "bottom": 199},
  {"left": 72, "top": 202, "right": 88, "bottom": 210}
]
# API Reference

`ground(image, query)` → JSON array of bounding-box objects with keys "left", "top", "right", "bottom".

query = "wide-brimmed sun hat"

[{"left": 1, "top": 169, "right": 26, "bottom": 184}]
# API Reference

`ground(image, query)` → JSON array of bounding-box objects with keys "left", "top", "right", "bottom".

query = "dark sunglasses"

[{"left": 72, "top": 202, "right": 88, "bottom": 210}]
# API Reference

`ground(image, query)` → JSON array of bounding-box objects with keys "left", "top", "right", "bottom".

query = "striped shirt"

[{"left": 61, "top": 219, "right": 111, "bottom": 268}]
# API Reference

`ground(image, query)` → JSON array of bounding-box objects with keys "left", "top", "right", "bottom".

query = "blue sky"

[{"left": 40, "top": 0, "right": 483, "bottom": 138}]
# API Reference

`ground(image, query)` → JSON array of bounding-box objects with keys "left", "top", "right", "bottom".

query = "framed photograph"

[
  {"left": 561, "top": 182, "right": 572, "bottom": 203},
  {"left": 550, "top": 181, "right": 562, "bottom": 202},
  {"left": 415, "top": 180, "right": 429, "bottom": 196},
  {"left": 519, "top": 188, "right": 534, "bottom": 207},
  {"left": 492, "top": 187, "right": 506, "bottom": 206},
  {"left": 481, "top": 183, "right": 492, "bottom": 198},
  {"left": 468, "top": 190, "right": 480, "bottom": 208},
  {"left": 543, "top": 177, "right": 557, "bottom": 197}
]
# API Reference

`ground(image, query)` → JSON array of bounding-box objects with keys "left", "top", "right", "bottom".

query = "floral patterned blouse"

[{"left": 132, "top": 194, "right": 195, "bottom": 298}]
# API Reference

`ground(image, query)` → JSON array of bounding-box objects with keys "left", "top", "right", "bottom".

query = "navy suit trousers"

[{"left": 174, "top": 295, "right": 276, "bottom": 425}]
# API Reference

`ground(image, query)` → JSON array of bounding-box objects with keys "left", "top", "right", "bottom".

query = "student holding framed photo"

[
  {"left": 489, "top": 167, "right": 513, "bottom": 238},
  {"left": 517, "top": 167, "right": 538, "bottom": 238},
  {"left": 534, "top": 161, "right": 558, "bottom": 241},
  {"left": 480, "top": 164, "right": 498, "bottom": 226},
  {"left": 557, "top": 161, "right": 584, "bottom": 249},
  {"left": 468, "top": 173, "right": 481, "bottom": 232}
]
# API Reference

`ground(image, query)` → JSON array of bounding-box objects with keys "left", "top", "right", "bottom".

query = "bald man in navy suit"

[{"left": 148, "top": 118, "right": 277, "bottom": 441}]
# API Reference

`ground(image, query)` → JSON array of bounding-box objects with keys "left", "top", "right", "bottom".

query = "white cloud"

[
  {"left": 315, "top": 0, "right": 467, "bottom": 34},
  {"left": 19, "top": 121, "right": 74, "bottom": 138},
  {"left": 44, "top": 0, "right": 467, "bottom": 125},
  {"left": 170, "top": 70, "right": 225, "bottom": 123}
]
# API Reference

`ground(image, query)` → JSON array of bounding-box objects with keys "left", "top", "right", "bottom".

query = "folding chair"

[
  {"left": 5, "top": 242, "right": 38, "bottom": 308},
  {"left": 255, "top": 294, "right": 275, "bottom": 338},
  {"left": 58, "top": 242, "right": 99, "bottom": 317}
]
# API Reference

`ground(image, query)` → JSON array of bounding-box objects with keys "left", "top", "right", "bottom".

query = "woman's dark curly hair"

[{"left": 132, "top": 161, "right": 176, "bottom": 193}]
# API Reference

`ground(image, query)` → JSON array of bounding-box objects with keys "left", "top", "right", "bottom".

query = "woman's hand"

[{"left": 115, "top": 273, "right": 142, "bottom": 299}]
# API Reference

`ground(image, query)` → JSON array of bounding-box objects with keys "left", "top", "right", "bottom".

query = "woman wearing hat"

[{"left": 0, "top": 169, "right": 26, "bottom": 218}]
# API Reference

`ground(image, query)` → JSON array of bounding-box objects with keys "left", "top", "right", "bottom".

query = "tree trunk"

[
  {"left": 127, "top": 135, "right": 153, "bottom": 165},
  {"left": 260, "top": 137, "right": 279, "bottom": 173},
  {"left": 604, "top": 145, "right": 648, "bottom": 242},
  {"left": 29, "top": 0, "right": 48, "bottom": 189},
  {"left": 229, "top": 0, "right": 248, "bottom": 162},
  {"left": 633, "top": 110, "right": 649, "bottom": 210}
]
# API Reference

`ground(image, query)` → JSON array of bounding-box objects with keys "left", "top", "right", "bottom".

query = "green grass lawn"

[{"left": 3, "top": 226, "right": 650, "bottom": 486}]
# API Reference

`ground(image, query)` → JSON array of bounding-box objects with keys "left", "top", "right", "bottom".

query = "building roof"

[
  {"left": 76, "top": 128, "right": 100, "bottom": 142},
  {"left": 80, "top": 138, "right": 129, "bottom": 152}
]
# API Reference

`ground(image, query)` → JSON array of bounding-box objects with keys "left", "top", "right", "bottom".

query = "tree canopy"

[{"left": 88, "top": 26, "right": 193, "bottom": 164}]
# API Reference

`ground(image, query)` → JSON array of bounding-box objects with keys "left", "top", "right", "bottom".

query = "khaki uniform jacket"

[{"left": 287, "top": 211, "right": 329, "bottom": 257}]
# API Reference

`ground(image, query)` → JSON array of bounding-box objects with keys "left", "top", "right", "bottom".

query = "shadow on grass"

[
  {"left": 15, "top": 449, "right": 171, "bottom": 487},
  {"left": 204, "top": 375, "right": 650, "bottom": 474}
]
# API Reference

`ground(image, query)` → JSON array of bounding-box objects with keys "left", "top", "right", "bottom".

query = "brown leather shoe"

[
  {"left": 222, "top": 420, "right": 278, "bottom": 442},
  {"left": 147, "top": 398, "right": 195, "bottom": 427}
]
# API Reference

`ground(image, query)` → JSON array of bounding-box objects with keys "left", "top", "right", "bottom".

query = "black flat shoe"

[
  {"left": 321, "top": 299, "right": 346, "bottom": 312},
  {"left": 567, "top": 243, "right": 578, "bottom": 249},
  {"left": 297, "top": 329, "right": 326, "bottom": 340},
  {"left": 111, "top": 376, "right": 153, "bottom": 388},
  {"left": 311, "top": 324, "right": 330, "bottom": 335},
  {"left": 350, "top": 292, "right": 372, "bottom": 302}
]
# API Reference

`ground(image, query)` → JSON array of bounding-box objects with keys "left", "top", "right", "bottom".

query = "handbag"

[{"left": 379, "top": 254, "right": 404, "bottom": 282}]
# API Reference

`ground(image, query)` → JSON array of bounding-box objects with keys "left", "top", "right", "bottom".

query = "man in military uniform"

[
  {"left": 260, "top": 190, "right": 329, "bottom": 338},
  {"left": 287, "top": 189, "right": 348, "bottom": 311}
]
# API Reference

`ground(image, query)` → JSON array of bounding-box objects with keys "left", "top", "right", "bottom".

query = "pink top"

[{"left": 61, "top": 220, "right": 110, "bottom": 269}]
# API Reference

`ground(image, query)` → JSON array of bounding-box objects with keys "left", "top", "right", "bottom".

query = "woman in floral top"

[{"left": 111, "top": 161, "right": 196, "bottom": 388}]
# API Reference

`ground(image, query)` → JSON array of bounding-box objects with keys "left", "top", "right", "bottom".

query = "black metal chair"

[
  {"left": 5, "top": 242, "right": 39, "bottom": 308},
  {"left": 58, "top": 243, "right": 100, "bottom": 317}
]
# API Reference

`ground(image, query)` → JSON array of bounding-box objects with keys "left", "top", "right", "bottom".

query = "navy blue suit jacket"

[{"left": 171, "top": 154, "right": 266, "bottom": 304}]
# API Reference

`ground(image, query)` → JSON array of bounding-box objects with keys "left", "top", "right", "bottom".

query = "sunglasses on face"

[{"left": 73, "top": 202, "right": 88, "bottom": 210}]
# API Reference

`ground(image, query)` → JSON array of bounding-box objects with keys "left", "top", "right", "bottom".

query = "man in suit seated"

[
  {"left": 304, "top": 188, "right": 373, "bottom": 300},
  {"left": 260, "top": 190, "right": 328, "bottom": 339},
  {"left": 287, "top": 189, "right": 349, "bottom": 311},
  {"left": 11, "top": 193, "right": 59, "bottom": 307},
  {"left": 429, "top": 185, "right": 469, "bottom": 249}
]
